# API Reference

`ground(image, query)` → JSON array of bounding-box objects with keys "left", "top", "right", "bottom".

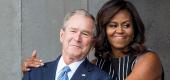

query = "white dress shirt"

[{"left": 55, "top": 56, "right": 84, "bottom": 80}]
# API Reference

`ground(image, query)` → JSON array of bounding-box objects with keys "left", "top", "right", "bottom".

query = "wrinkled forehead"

[
  {"left": 66, "top": 14, "right": 94, "bottom": 30},
  {"left": 65, "top": 14, "right": 94, "bottom": 26}
]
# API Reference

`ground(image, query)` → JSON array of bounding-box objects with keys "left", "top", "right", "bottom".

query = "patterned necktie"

[{"left": 57, "top": 66, "right": 71, "bottom": 80}]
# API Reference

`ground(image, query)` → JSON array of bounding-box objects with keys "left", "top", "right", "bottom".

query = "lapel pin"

[{"left": 81, "top": 74, "right": 86, "bottom": 76}]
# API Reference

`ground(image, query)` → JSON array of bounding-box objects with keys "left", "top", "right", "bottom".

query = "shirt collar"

[{"left": 56, "top": 56, "right": 85, "bottom": 73}]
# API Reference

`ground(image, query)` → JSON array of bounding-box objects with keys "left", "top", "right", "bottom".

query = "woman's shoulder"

[
  {"left": 127, "top": 51, "right": 163, "bottom": 80},
  {"left": 136, "top": 51, "right": 161, "bottom": 65},
  {"left": 135, "top": 51, "right": 162, "bottom": 71}
]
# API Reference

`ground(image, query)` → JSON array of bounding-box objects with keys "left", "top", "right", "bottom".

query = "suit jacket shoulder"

[{"left": 22, "top": 57, "right": 60, "bottom": 80}]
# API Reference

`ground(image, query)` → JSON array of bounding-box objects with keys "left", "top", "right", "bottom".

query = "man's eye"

[
  {"left": 82, "top": 32, "right": 89, "bottom": 36},
  {"left": 70, "top": 30, "right": 76, "bottom": 33}
]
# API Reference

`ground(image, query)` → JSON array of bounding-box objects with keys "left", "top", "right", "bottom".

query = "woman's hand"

[{"left": 22, "top": 50, "right": 44, "bottom": 73}]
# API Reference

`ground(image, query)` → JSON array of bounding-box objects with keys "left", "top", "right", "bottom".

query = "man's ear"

[
  {"left": 60, "top": 28, "right": 64, "bottom": 43},
  {"left": 91, "top": 37, "right": 96, "bottom": 47}
]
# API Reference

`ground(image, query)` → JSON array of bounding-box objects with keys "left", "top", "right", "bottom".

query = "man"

[{"left": 22, "top": 9, "right": 111, "bottom": 80}]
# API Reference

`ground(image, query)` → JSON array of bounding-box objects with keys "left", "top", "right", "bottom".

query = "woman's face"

[{"left": 106, "top": 10, "right": 134, "bottom": 50}]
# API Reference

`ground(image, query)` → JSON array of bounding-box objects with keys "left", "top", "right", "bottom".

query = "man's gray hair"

[{"left": 62, "top": 9, "right": 96, "bottom": 36}]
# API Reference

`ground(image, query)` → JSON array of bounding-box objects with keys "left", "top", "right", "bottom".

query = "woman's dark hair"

[{"left": 95, "top": 0, "right": 147, "bottom": 59}]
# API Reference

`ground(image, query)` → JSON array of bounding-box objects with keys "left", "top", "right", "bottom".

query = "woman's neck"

[{"left": 111, "top": 48, "right": 129, "bottom": 58}]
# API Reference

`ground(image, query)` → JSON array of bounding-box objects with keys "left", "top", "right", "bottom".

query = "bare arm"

[
  {"left": 22, "top": 50, "right": 44, "bottom": 73},
  {"left": 126, "top": 52, "right": 162, "bottom": 80}
]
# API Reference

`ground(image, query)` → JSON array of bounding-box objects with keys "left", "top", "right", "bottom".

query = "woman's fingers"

[
  {"left": 31, "top": 50, "right": 37, "bottom": 59},
  {"left": 22, "top": 50, "right": 44, "bottom": 73}
]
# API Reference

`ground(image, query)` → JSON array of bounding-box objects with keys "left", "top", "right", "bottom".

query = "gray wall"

[
  {"left": 0, "top": 0, "right": 21, "bottom": 79},
  {"left": 21, "top": 0, "right": 89, "bottom": 62},
  {"left": 0, "top": 0, "right": 169, "bottom": 80}
]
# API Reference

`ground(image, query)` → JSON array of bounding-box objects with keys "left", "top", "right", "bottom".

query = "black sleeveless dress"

[{"left": 96, "top": 54, "right": 137, "bottom": 80}]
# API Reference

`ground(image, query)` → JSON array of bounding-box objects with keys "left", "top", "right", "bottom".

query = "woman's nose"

[{"left": 115, "top": 27, "right": 124, "bottom": 33}]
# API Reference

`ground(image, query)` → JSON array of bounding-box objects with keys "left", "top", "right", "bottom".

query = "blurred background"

[{"left": 0, "top": 0, "right": 169, "bottom": 79}]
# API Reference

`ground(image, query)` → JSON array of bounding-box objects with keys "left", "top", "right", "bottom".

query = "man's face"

[{"left": 60, "top": 14, "right": 94, "bottom": 61}]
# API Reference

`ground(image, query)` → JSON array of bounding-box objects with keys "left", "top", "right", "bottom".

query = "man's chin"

[{"left": 67, "top": 53, "right": 84, "bottom": 60}]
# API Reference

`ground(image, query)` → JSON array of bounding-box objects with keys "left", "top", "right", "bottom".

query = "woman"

[
  {"left": 22, "top": 0, "right": 163, "bottom": 80},
  {"left": 93, "top": 0, "right": 163, "bottom": 80}
]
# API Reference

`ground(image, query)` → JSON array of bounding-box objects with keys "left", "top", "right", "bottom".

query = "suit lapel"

[
  {"left": 70, "top": 58, "right": 94, "bottom": 80},
  {"left": 42, "top": 56, "right": 60, "bottom": 80}
]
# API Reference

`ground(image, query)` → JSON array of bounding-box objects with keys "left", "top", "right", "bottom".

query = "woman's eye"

[{"left": 122, "top": 24, "right": 130, "bottom": 28}]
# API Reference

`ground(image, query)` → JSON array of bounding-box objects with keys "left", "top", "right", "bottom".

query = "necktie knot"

[
  {"left": 57, "top": 66, "right": 71, "bottom": 80},
  {"left": 62, "top": 66, "right": 71, "bottom": 73}
]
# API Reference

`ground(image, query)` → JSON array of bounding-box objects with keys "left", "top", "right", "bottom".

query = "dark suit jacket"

[{"left": 22, "top": 56, "right": 111, "bottom": 80}]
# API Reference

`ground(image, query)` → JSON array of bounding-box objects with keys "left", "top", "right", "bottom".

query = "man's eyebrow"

[{"left": 67, "top": 27, "right": 77, "bottom": 30}]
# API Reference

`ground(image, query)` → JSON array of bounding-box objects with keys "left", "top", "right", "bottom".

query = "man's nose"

[{"left": 74, "top": 32, "right": 82, "bottom": 42}]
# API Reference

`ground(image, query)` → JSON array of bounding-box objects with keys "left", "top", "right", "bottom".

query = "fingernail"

[
  {"left": 41, "top": 63, "right": 44, "bottom": 66},
  {"left": 27, "top": 68, "right": 30, "bottom": 71},
  {"left": 36, "top": 65, "right": 40, "bottom": 67},
  {"left": 39, "top": 60, "right": 42, "bottom": 62}
]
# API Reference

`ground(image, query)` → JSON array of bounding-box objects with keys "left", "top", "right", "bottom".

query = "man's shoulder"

[
  {"left": 25, "top": 60, "right": 55, "bottom": 73},
  {"left": 88, "top": 63, "right": 109, "bottom": 75},
  {"left": 81, "top": 59, "right": 112, "bottom": 80},
  {"left": 22, "top": 59, "right": 58, "bottom": 80},
  {"left": 87, "top": 64, "right": 112, "bottom": 80}
]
